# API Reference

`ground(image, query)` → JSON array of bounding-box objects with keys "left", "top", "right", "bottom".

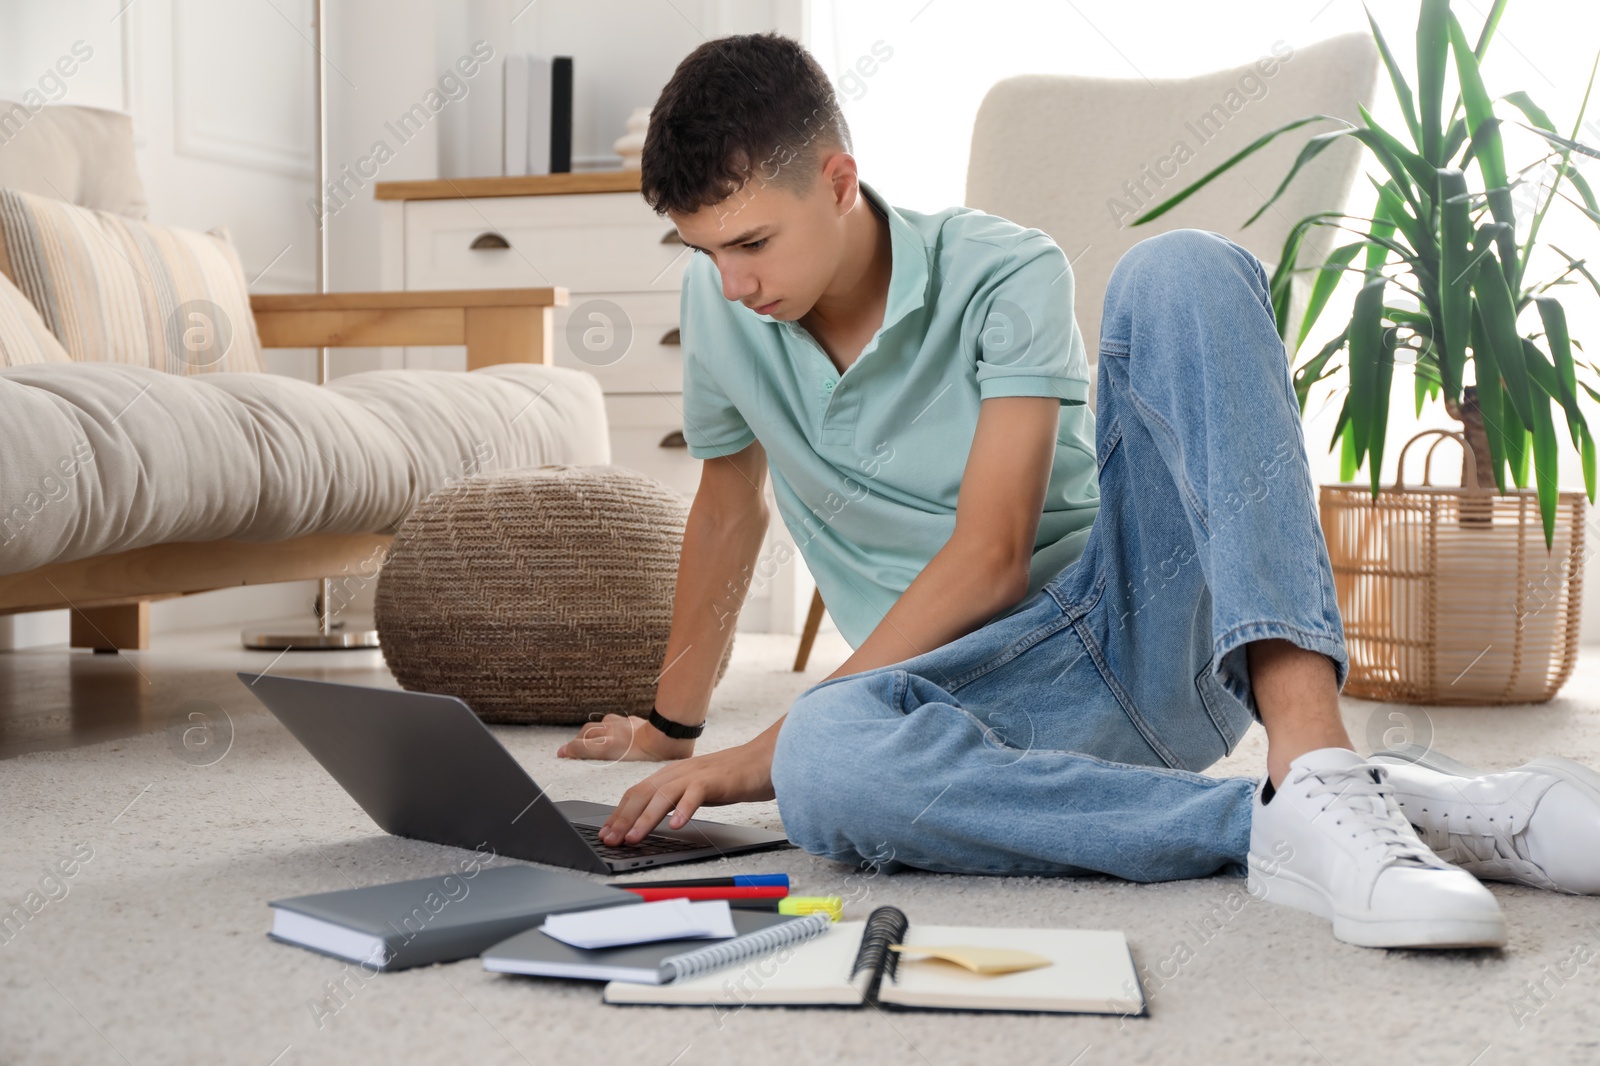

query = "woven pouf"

[{"left": 375, "top": 465, "right": 735, "bottom": 725}]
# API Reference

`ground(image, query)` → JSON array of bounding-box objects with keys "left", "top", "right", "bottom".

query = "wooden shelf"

[
  {"left": 374, "top": 170, "right": 642, "bottom": 201},
  {"left": 250, "top": 288, "right": 567, "bottom": 311}
]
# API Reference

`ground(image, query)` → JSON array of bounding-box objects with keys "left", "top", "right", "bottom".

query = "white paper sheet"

[{"left": 540, "top": 898, "right": 736, "bottom": 950}]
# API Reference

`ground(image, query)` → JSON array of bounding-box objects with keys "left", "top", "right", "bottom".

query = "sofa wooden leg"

[{"left": 70, "top": 602, "right": 151, "bottom": 652}]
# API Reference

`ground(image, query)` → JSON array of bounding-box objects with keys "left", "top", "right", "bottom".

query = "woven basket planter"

[
  {"left": 375, "top": 465, "right": 734, "bottom": 725},
  {"left": 1321, "top": 429, "right": 1587, "bottom": 705}
]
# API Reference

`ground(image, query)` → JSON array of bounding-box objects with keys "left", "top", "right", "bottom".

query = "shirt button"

[{"left": 824, "top": 381, "right": 835, "bottom": 391}]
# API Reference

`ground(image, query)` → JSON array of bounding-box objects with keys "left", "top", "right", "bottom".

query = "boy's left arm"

[{"left": 590, "top": 394, "right": 1062, "bottom": 847}]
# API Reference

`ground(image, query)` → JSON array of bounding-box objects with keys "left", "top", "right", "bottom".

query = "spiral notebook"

[
  {"left": 483, "top": 910, "right": 829, "bottom": 985},
  {"left": 603, "top": 905, "right": 1146, "bottom": 1015}
]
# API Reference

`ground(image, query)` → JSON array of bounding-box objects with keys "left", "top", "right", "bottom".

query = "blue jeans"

[{"left": 769, "top": 229, "right": 1349, "bottom": 883}]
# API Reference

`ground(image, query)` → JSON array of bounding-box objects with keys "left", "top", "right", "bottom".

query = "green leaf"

[
  {"left": 1529, "top": 387, "right": 1559, "bottom": 549},
  {"left": 1365, "top": 198, "right": 1402, "bottom": 276},
  {"left": 1296, "top": 244, "right": 1363, "bottom": 353},
  {"left": 1559, "top": 167, "right": 1600, "bottom": 220},
  {"left": 1449, "top": 10, "right": 1508, "bottom": 189},
  {"left": 1366, "top": 4, "right": 1423, "bottom": 147},
  {"left": 1131, "top": 115, "right": 1352, "bottom": 225},
  {"left": 1358, "top": 103, "right": 1439, "bottom": 191},
  {"left": 1349, "top": 274, "right": 1388, "bottom": 471},
  {"left": 1505, "top": 403, "right": 1530, "bottom": 488},
  {"left": 1417, "top": 0, "right": 1450, "bottom": 163},
  {"left": 1582, "top": 421, "right": 1598, "bottom": 502},
  {"left": 1470, "top": 302, "right": 1510, "bottom": 492},
  {"left": 1550, "top": 245, "right": 1600, "bottom": 304},
  {"left": 1346, "top": 127, "right": 1431, "bottom": 219},
  {"left": 1442, "top": 116, "right": 1471, "bottom": 163},
  {"left": 1473, "top": 0, "right": 1509, "bottom": 60},
  {"left": 1294, "top": 327, "right": 1350, "bottom": 409},
  {"left": 1500, "top": 90, "right": 1556, "bottom": 132},
  {"left": 1554, "top": 185, "right": 1600, "bottom": 227},
  {"left": 1246, "top": 127, "right": 1373, "bottom": 227},
  {"left": 1340, "top": 412, "right": 1360, "bottom": 481},
  {"left": 1533, "top": 298, "right": 1586, "bottom": 446},
  {"left": 1368, "top": 174, "right": 1428, "bottom": 254},
  {"left": 1371, "top": 323, "right": 1399, "bottom": 495},
  {"left": 1517, "top": 124, "right": 1600, "bottom": 163},
  {"left": 1330, "top": 391, "right": 1353, "bottom": 452},
  {"left": 1437, "top": 168, "right": 1474, "bottom": 401},
  {"left": 1472, "top": 232, "right": 1536, "bottom": 429}
]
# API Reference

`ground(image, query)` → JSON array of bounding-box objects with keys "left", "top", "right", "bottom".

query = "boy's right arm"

[{"left": 555, "top": 439, "right": 771, "bottom": 761}]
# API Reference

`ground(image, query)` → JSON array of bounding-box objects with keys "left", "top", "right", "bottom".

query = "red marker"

[{"left": 620, "top": 885, "right": 789, "bottom": 902}]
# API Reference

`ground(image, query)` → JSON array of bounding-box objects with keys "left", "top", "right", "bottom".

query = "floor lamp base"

[
  {"left": 240, "top": 576, "right": 382, "bottom": 650},
  {"left": 240, "top": 624, "right": 380, "bottom": 651}
]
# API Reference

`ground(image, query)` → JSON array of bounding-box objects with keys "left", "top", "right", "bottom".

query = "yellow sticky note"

[{"left": 886, "top": 944, "right": 1053, "bottom": 975}]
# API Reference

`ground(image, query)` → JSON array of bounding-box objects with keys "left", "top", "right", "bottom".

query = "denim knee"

[
  {"left": 1109, "top": 229, "right": 1265, "bottom": 308},
  {"left": 770, "top": 685, "right": 893, "bottom": 865},
  {"left": 1116, "top": 227, "right": 1250, "bottom": 274}
]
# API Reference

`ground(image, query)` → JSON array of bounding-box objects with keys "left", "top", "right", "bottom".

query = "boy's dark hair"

[{"left": 641, "top": 32, "right": 852, "bottom": 217}]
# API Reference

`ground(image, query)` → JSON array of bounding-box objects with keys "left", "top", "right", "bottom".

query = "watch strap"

[{"left": 647, "top": 705, "right": 704, "bottom": 740}]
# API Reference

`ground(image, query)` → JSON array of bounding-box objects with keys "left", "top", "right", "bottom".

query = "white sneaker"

[
  {"left": 1370, "top": 743, "right": 1600, "bottom": 895},
  {"left": 1248, "top": 747, "right": 1506, "bottom": 949}
]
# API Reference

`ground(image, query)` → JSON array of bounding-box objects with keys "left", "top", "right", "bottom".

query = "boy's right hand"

[{"left": 556, "top": 713, "right": 697, "bottom": 762}]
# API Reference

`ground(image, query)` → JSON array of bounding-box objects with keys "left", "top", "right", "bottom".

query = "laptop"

[{"left": 237, "top": 672, "right": 793, "bottom": 875}]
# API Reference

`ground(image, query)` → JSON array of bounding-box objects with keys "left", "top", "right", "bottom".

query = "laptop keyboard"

[{"left": 573, "top": 824, "right": 705, "bottom": 860}]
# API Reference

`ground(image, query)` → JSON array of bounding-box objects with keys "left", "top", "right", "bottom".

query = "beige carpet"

[{"left": 4, "top": 630, "right": 1600, "bottom": 1066}]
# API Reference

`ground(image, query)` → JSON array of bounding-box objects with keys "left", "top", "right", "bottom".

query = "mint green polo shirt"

[{"left": 678, "top": 179, "right": 1100, "bottom": 649}]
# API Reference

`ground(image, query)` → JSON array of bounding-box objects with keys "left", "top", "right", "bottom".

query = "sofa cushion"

[
  {"left": 0, "top": 271, "right": 69, "bottom": 367},
  {"left": 0, "top": 362, "right": 610, "bottom": 577},
  {"left": 0, "top": 188, "right": 264, "bottom": 374},
  {"left": 0, "top": 103, "right": 149, "bottom": 221}
]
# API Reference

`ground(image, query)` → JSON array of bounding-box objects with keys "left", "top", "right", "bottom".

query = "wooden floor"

[{"left": 0, "top": 617, "right": 400, "bottom": 761}]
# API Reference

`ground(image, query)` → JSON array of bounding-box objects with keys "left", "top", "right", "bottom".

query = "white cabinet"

[{"left": 377, "top": 174, "right": 809, "bottom": 635}]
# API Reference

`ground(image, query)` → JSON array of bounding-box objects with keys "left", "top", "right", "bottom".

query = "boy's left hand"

[{"left": 597, "top": 721, "right": 783, "bottom": 846}]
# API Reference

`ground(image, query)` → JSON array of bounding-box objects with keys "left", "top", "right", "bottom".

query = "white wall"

[
  {"left": 0, "top": 0, "right": 802, "bottom": 649},
  {"left": 0, "top": 0, "right": 325, "bottom": 648},
  {"left": 2, "top": 0, "right": 1593, "bottom": 649}
]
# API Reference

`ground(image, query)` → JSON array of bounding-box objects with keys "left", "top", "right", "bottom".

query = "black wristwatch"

[{"left": 647, "top": 705, "right": 705, "bottom": 740}]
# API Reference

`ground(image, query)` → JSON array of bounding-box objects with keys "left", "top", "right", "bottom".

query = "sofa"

[{"left": 0, "top": 104, "right": 607, "bottom": 650}]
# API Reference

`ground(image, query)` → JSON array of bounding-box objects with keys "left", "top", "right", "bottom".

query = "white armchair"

[{"left": 792, "top": 31, "right": 1381, "bottom": 670}]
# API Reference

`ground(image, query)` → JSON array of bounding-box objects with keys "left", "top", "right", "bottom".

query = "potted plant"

[{"left": 1134, "top": 0, "right": 1597, "bottom": 704}]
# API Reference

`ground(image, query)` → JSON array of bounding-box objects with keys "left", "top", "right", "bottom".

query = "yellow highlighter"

[{"left": 728, "top": 895, "right": 845, "bottom": 921}]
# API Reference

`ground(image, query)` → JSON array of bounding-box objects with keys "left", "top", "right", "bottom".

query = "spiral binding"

[
  {"left": 848, "top": 905, "right": 909, "bottom": 1003},
  {"left": 657, "top": 911, "right": 833, "bottom": 984}
]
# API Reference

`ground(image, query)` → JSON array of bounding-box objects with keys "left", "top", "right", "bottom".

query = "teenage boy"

[{"left": 557, "top": 33, "right": 1600, "bottom": 948}]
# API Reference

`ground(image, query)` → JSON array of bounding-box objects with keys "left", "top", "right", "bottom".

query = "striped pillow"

[
  {"left": 0, "top": 269, "right": 70, "bottom": 367},
  {"left": 0, "top": 187, "right": 264, "bottom": 374}
]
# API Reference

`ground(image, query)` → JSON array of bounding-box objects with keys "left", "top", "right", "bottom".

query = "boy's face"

[{"left": 668, "top": 155, "right": 854, "bottom": 322}]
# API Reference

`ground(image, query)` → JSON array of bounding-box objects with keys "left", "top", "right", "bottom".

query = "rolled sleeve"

[{"left": 973, "top": 235, "right": 1091, "bottom": 406}]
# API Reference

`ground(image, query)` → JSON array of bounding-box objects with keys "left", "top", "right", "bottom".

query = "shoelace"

[
  {"left": 1292, "top": 764, "right": 1445, "bottom": 870},
  {"left": 1399, "top": 788, "right": 1552, "bottom": 886}
]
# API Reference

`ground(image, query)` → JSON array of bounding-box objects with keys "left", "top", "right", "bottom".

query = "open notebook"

[{"left": 603, "top": 904, "right": 1146, "bottom": 1015}]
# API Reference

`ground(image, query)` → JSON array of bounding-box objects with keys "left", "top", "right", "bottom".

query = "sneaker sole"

[{"left": 1246, "top": 852, "right": 1507, "bottom": 949}]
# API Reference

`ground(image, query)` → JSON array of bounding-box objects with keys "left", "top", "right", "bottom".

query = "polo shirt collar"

[{"left": 766, "top": 178, "right": 930, "bottom": 339}]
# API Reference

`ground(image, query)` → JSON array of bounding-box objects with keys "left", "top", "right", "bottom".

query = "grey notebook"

[
  {"left": 482, "top": 908, "right": 803, "bottom": 984},
  {"left": 268, "top": 864, "right": 638, "bottom": 971}
]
